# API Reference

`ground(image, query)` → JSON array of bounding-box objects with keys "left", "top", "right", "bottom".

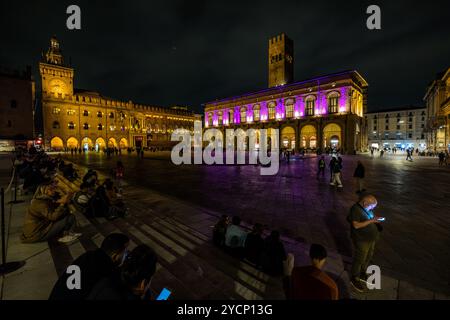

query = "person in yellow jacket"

[{"left": 21, "top": 182, "right": 81, "bottom": 244}]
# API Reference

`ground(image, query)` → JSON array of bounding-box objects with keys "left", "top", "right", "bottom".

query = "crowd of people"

[
  {"left": 49, "top": 233, "right": 158, "bottom": 300},
  {"left": 212, "top": 215, "right": 341, "bottom": 299},
  {"left": 13, "top": 148, "right": 129, "bottom": 244}
]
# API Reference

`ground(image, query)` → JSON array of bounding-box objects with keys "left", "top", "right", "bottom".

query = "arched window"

[
  {"left": 240, "top": 107, "right": 247, "bottom": 123},
  {"left": 327, "top": 92, "right": 339, "bottom": 114},
  {"left": 268, "top": 102, "right": 275, "bottom": 120},
  {"left": 98, "top": 124, "right": 103, "bottom": 130},
  {"left": 97, "top": 111, "right": 103, "bottom": 118},
  {"left": 218, "top": 111, "right": 223, "bottom": 125},
  {"left": 52, "top": 121, "right": 60, "bottom": 129},
  {"left": 207, "top": 113, "right": 213, "bottom": 126},
  {"left": 68, "top": 122, "right": 75, "bottom": 130},
  {"left": 83, "top": 110, "right": 89, "bottom": 116},
  {"left": 253, "top": 105, "right": 260, "bottom": 121},
  {"left": 305, "top": 96, "right": 315, "bottom": 116},
  {"left": 109, "top": 112, "right": 115, "bottom": 119},
  {"left": 83, "top": 123, "right": 89, "bottom": 130}
]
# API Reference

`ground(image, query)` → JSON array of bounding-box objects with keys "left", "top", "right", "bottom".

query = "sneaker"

[
  {"left": 338, "top": 185, "right": 343, "bottom": 188},
  {"left": 350, "top": 278, "right": 366, "bottom": 293},
  {"left": 57, "top": 233, "right": 81, "bottom": 244},
  {"left": 329, "top": 183, "right": 336, "bottom": 186}
]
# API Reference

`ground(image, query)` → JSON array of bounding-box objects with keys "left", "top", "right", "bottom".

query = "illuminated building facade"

[
  {"left": 365, "top": 106, "right": 427, "bottom": 150},
  {"left": 39, "top": 36, "right": 195, "bottom": 151},
  {"left": 203, "top": 34, "right": 368, "bottom": 154},
  {"left": 424, "top": 67, "right": 450, "bottom": 152}
]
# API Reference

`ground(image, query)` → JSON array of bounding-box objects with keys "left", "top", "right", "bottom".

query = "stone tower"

[
  {"left": 268, "top": 33, "right": 294, "bottom": 87},
  {"left": 39, "top": 36, "right": 74, "bottom": 98}
]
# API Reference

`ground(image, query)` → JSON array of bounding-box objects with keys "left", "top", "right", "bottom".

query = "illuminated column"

[
  {"left": 260, "top": 101, "right": 268, "bottom": 121},
  {"left": 339, "top": 87, "right": 348, "bottom": 113},
  {"left": 247, "top": 104, "right": 253, "bottom": 123}
]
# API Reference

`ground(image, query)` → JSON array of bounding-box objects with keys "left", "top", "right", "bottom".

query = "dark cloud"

[{"left": 1, "top": 0, "right": 449, "bottom": 113}]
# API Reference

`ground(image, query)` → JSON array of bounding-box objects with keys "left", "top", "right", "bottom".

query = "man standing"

[
  {"left": 347, "top": 195, "right": 384, "bottom": 292},
  {"left": 317, "top": 156, "right": 326, "bottom": 179}
]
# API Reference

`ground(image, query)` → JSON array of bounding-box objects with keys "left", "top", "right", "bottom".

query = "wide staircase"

[{"left": 51, "top": 164, "right": 286, "bottom": 300}]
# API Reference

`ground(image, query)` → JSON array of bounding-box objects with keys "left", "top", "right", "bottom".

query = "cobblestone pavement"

[{"left": 64, "top": 151, "right": 450, "bottom": 296}]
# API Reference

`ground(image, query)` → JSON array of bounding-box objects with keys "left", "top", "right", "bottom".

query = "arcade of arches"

[{"left": 49, "top": 136, "right": 129, "bottom": 152}]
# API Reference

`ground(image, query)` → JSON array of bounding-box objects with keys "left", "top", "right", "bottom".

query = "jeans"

[
  {"left": 331, "top": 173, "right": 343, "bottom": 186},
  {"left": 351, "top": 239, "right": 376, "bottom": 280},
  {"left": 43, "top": 215, "right": 76, "bottom": 241}
]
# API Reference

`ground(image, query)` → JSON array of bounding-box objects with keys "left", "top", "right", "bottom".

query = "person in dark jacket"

[
  {"left": 353, "top": 161, "right": 366, "bottom": 193},
  {"left": 244, "top": 223, "right": 265, "bottom": 267},
  {"left": 212, "top": 215, "right": 229, "bottom": 247},
  {"left": 87, "top": 244, "right": 158, "bottom": 300},
  {"left": 49, "top": 233, "right": 130, "bottom": 300},
  {"left": 261, "top": 230, "right": 287, "bottom": 276}
]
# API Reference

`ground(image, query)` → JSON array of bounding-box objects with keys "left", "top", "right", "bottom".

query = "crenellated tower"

[{"left": 268, "top": 33, "right": 294, "bottom": 87}]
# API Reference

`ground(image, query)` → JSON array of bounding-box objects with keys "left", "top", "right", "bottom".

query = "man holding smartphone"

[{"left": 347, "top": 195, "right": 384, "bottom": 292}]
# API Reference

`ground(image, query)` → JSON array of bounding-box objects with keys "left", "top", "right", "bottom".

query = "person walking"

[
  {"left": 438, "top": 151, "right": 445, "bottom": 166},
  {"left": 406, "top": 149, "right": 413, "bottom": 161},
  {"left": 329, "top": 157, "right": 343, "bottom": 188},
  {"left": 317, "top": 156, "right": 326, "bottom": 180},
  {"left": 347, "top": 195, "right": 384, "bottom": 292},
  {"left": 353, "top": 161, "right": 365, "bottom": 194}
]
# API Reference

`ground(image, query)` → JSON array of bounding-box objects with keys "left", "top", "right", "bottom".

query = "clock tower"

[
  {"left": 39, "top": 36, "right": 74, "bottom": 97},
  {"left": 268, "top": 33, "right": 294, "bottom": 88}
]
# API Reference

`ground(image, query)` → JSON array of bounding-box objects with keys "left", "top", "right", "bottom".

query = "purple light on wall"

[
  {"left": 247, "top": 105, "right": 253, "bottom": 122},
  {"left": 320, "top": 93, "right": 327, "bottom": 115},
  {"left": 223, "top": 108, "right": 229, "bottom": 125},
  {"left": 299, "top": 96, "right": 305, "bottom": 117},
  {"left": 234, "top": 106, "right": 240, "bottom": 124},
  {"left": 339, "top": 87, "right": 347, "bottom": 112}
]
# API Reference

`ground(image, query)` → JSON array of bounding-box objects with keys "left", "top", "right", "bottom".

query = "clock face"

[{"left": 49, "top": 79, "right": 67, "bottom": 94}]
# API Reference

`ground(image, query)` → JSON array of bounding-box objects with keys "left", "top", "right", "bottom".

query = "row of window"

[
  {"left": 375, "top": 117, "right": 421, "bottom": 124},
  {"left": 374, "top": 124, "right": 424, "bottom": 130},
  {"left": 52, "top": 107, "right": 126, "bottom": 119},
  {"left": 52, "top": 121, "right": 125, "bottom": 131},
  {"left": 373, "top": 133, "right": 425, "bottom": 139},
  {"left": 373, "top": 111, "right": 426, "bottom": 119},
  {"left": 208, "top": 97, "right": 340, "bottom": 125}
]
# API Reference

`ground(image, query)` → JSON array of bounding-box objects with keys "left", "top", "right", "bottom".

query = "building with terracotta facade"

[
  {"left": 39, "top": 36, "right": 196, "bottom": 151},
  {"left": 203, "top": 33, "right": 368, "bottom": 154},
  {"left": 424, "top": 67, "right": 450, "bottom": 152}
]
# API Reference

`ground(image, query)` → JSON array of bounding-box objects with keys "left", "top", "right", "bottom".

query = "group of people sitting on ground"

[
  {"left": 213, "top": 215, "right": 290, "bottom": 277},
  {"left": 213, "top": 215, "right": 340, "bottom": 299},
  {"left": 18, "top": 149, "right": 129, "bottom": 244},
  {"left": 49, "top": 233, "right": 159, "bottom": 300}
]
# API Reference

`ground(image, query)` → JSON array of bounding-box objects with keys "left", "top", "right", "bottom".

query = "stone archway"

[
  {"left": 50, "top": 136, "right": 64, "bottom": 150},
  {"left": 119, "top": 138, "right": 128, "bottom": 149},
  {"left": 323, "top": 123, "right": 342, "bottom": 148},
  {"left": 281, "top": 126, "right": 296, "bottom": 150},
  {"left": 108, "top": 137, "right": 118, "bottom": 148},
  {"left": 82, "top": 137, "right": 93, "bottom": 151},
  {"left": 95, "top": 137, "right": 106, "bottom": 152},
  {"left": 300, "top": 125, "right": 317, "bottom": 149},
  {"left": 67, "top": 137, "right": 79, "bottom": 149}
]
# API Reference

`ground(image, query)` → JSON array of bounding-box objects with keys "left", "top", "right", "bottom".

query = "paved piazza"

[{"left": 66, "top": 151, "right": 450, "bottom": 295}]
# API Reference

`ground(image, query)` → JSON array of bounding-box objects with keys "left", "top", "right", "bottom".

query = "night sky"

[{"left": 1, "top": 0, "right": 449, "bottom": 113}]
